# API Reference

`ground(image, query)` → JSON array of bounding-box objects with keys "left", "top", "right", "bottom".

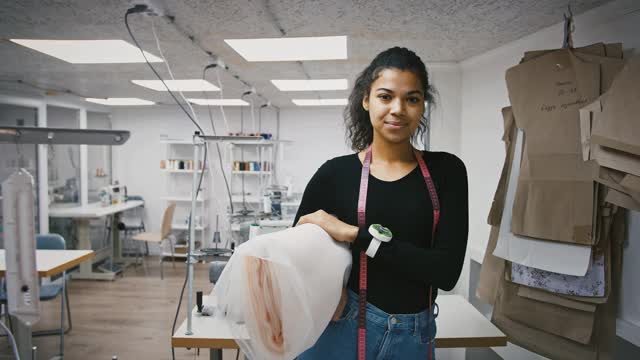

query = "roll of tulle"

[{"left": 213, "top": 223, "right": 352, "bottom": 360}]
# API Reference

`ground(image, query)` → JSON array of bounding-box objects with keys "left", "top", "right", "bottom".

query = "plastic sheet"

[{"left": 213, "top": 224, "right": 351, "bottom": 360}]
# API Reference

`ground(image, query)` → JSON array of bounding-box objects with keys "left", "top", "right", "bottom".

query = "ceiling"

[{"left": 0, "top": 0, "right": 613, "bottom": 108}]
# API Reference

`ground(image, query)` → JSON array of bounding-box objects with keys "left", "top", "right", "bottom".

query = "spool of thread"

[
  {"left": 263, "top": 194, "right": 272, "bottom": 213},
  {"left": 197, "top": 291, "right": 203, "bottom": 313}
]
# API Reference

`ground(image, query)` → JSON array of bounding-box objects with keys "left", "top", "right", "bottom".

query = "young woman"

[{"left": 294, "top": 47, "right": 469, "bottom": 360}]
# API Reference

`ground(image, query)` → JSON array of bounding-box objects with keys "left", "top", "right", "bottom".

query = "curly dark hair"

[{"left": 344, "top": 47, "right": 436, "bottom": 151}]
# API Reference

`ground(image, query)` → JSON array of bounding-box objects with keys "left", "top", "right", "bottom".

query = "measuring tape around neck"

[{"left": 356, "top": 145, "right": 440, "bottom": 360}]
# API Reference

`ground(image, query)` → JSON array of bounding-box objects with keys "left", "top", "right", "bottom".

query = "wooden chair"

[{"left": 131, "top": 202, "right": 176, "bottom": 278}]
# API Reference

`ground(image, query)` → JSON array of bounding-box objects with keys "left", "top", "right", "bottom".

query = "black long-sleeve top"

[{"left": 293, "top": 151, "right": 468, "bottom": 314}]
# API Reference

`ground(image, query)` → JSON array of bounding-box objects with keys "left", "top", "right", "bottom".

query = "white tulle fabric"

[{"left": 212, "top": 224, "right": 352, "bottom": 360}]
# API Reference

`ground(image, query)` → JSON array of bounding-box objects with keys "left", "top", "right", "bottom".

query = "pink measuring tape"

[{"left": 357, "top": 146, "right": 441, "bottom": 360}]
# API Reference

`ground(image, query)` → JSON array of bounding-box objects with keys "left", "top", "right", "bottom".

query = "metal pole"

[{"left": 186, "top": 133, "right": 202, "bottom": 335}]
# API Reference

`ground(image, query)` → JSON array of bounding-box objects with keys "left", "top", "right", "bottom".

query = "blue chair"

[{"left": 0, "top": 234, "right": 72, "bottom": 357}]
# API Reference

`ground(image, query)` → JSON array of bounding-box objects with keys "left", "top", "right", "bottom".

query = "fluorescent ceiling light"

[
  {"left": 131, "top": 79, "right": 220, "bottom": 92},
  {"left": 86, "top": 98, "right": 155, "bottom": 106},
  {"left": 187, "top": 99, "right": 249, "bottom": 106},
  {"left": 224, "top": 36, "right": 347, "bottom": 62},
  {"left": 292, "top": 99, "right": 348, "bottom": 106},
  {"left": 9, "top": 39, "right": 163, "bottom": 64},
  {"left": 271, "top": 79, "right": 348, "bottom": 91}
]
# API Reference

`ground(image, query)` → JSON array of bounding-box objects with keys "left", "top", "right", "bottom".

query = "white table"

[
  {"left": 0, "top": 249, "right": 94, "bottom": 277},
  {"left": 172, "top": 294, "right": 507, "bottom": 360},
  {"left": 0, "top": 249, "right": 94, "bottom": 360},
  {"left": 49, "top": 200, "right": 144, "bottom": 280}
]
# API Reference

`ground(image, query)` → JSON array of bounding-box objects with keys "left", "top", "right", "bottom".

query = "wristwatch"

[{"left": 366, "top": 224, "right": 393, "bottom": 258}]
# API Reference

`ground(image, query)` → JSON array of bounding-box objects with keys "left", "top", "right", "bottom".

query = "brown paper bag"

[
  {"left": 620, "top": 174, "right": 640, "bottom": 202},
  {"left": 562, "top": 201, "right": 615, "bottom": 305},
  {"left": 506, "top": 49, "right": 600, "bottom": 244},
  {"left": 498, "top": 279, "right": 596, "bottom": 344},
  {"left": 476, "top": 225, "right": 505, "bottom": 305},
  {"left": 592, "top": 143, "right": 640, "bottom": 177},
  {"left": 493, "top": 267, "right": 600, "bottom": 360},
  {"left": 620, "top": 173, "right": 640, "bottom": 192},
  {"left": 592, "top": 166, "right": 640, "bottom": 201},
  {"left": 492, "top": 211, "right": 625, "bottom": 360},
  {"left": 517, "top": 286, "right": 597, "bottom": 312},
  {"left": 591, "top": 56, "right": 640, "bottom": 156},
  {"left": 582, "top": 91, "right": 640, "bottom": 178},
  {"left": 522, "top": 42, "right": 606, "bottom": 63},
  {"left": 571, "top": 52, "right": 626, "bottom": 94},
  {"left": 580, "top": 99, "right": 602, "bottom": 161},
  {"left": 604, "top": 43, "right": 624, "bottom": 59},
  {"left": 605, "top": 188, "right": 640, "bottom": 211},
  {"left": 487, "top": 107, "right": 517, "bottom": 226}
]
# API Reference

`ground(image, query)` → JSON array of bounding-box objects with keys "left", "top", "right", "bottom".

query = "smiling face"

[{"left": 362, "top": 68, "right": 425, "bottom": 146}]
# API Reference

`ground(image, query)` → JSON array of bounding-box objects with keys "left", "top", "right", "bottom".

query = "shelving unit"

[
  {"left": 161, "top": 139, "right": 210, "bottom": 255},
  {"left": 228, "top": 141, "right": 278, "bottom": 211},
  {"left": 161, "top": 169, "right": 207, "bottom": 174},
  {"left": 231, "top": 171, "right": 272, "bottom": 175},
  {"left": 161, "top": 196, "right": 207, "bottom": 203}
]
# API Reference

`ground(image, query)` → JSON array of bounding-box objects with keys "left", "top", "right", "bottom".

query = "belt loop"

[{"left": 414, "top": 313, "right": 419, "bottom": 336}]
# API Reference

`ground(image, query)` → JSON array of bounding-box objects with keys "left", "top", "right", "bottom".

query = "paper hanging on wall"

[
  {"left": 511, "top": 253, "right": 605, "bottom": 297},
  {"left": 493, "top": 128, "right": 592, "bottom": 276}
]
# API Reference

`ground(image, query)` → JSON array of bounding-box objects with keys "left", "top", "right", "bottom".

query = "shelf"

[
  {"left": 171, "top": 223, "right": 208, "bottom": 231},
  {"left": 229, "top": 139, "right": 292, "bottom": 146},
  {"left": 161, "top": 169, "right": 207, "bottom": 174},
  {"left": 161, "top": 136, "right": 288, "bottom": 145},
  {"left": 232, "top": 171, "right": 271, "bottom": 175},
  {"left": 160, "top": 139, "right": 194, "bottom": 145},
  {"left": 161, "top": 252, "right": 190, "bottom": 258},
  {"left": 161, "top": 196, "right": 207, "bottom": 203},
  {"left": 281, "top": 201, "right": 301, "bottom": 207},
  {"left": 232, "top": 195, "right": 262, "bottom": 203}
]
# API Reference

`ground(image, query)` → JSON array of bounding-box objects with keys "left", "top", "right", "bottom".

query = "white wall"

[
  {"left": 459, "top": 0, "right": 640, "bottom": 348},
  {"left": 429, "top": 66, "right": 463, "bottom": 156},
  {"left": 278, "top": 107, "right": 350, "bottom": 194}
]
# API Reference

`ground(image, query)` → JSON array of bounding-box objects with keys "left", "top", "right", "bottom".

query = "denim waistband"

[{"left": 345, "top": 289, "right": 437, "bottom": 331}]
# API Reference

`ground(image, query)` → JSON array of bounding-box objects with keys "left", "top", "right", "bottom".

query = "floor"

[{"left": 0, "top": 257, "right": 244, "bottom": 360}]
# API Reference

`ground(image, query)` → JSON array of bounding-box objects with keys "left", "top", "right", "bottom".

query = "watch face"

[{"left": 373, "top": 224, "right": 392, "bottom": 237}]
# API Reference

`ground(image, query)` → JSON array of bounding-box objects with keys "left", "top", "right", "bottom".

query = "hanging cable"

[
  {"left": 125, "top": 8, "right": 209, "bottom": 360},
  {"left": 124, "top": 7, "right": 204, "bottom": 134},
  {"left": 213, "top": 66, "right": 232, "bottom": 135},
  {"left": 150, "top": 17, "right": 200, "bottom": 124},
  {"left": 249, "top": 97, "right": 256, "bottom": 134},
  {"left": 203, "top": 65, "right": 235, "bottom": 216}
]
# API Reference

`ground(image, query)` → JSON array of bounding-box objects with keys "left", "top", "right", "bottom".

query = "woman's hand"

[{"left": 297, "top": 210, "right": 358, "bottom": 243}]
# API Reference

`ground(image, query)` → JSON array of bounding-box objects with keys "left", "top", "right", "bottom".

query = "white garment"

[{"left": 213, "top": 223, "right": 352, "bottom": 360}]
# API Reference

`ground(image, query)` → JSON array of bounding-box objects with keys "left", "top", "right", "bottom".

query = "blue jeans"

[{"left": 298, "top": 289, "right": 438, "bottom": 360}]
